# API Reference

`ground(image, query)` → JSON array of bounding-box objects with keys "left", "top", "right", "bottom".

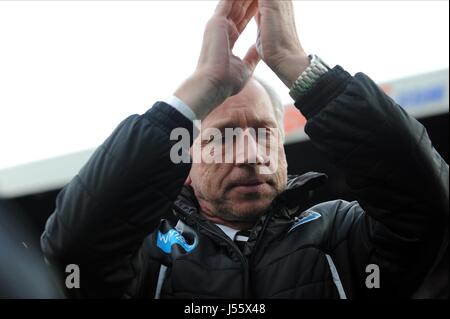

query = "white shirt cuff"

[{"left": 163, "top": 95, "right": 197, "bottom": 122}]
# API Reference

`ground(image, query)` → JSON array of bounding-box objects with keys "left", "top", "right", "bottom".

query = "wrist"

[
  {"left": 289, "top": 54, "right": 332, "bottom": 101},
  {"left": 273, "top": 51, "right": 311, "bottom": 89},
  {"left": 174, "top": 72, "right": 229, "bottom": 120}
]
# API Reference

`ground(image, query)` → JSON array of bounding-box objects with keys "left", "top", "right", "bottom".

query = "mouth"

[{"left": 228, "top": 179, "right": 268, "bottom": 193}]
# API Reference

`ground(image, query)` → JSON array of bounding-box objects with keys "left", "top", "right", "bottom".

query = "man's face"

[{"left": 189, "top": 79, "right": 288, "bottom": 224}]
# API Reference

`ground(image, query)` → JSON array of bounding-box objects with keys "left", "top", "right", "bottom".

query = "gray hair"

[{"left": 252, "top": 76, "right": 285, "bottom": 141}]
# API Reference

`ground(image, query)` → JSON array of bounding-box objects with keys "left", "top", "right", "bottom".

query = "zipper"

[
  {"left": 250, "top": 199, "right": 283, "bottom": 260},
  {"left": 172, "top": 205, "right": 250, "bottom": 298},
  {"left": 246, "top": 199, "right": 285, "bottom": 297},
  {"left": 197, "top": 222, "right": 250, "bottom": 298}
]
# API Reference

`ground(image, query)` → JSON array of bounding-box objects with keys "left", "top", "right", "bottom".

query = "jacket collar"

[{"left": 173, "top": 171, "right": 328, "bottom": 222}]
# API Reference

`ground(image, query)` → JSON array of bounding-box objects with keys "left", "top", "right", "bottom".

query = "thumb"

[
  {"left": 254, "top": 13, "right": 264, "bottom": 59},
  {"left": 243, "top": 44, "right": 260, "bottom": 73}
]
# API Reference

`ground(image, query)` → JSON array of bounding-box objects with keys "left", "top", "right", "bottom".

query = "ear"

[{"left": 185, "top": 175, "right": 192, "bottom": 185}]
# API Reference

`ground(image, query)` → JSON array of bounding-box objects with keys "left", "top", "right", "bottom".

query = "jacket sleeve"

[
  {"left": 295, "top": 66, "right": 449, "bottom": 297},
  {"left": 40, "top": 102, "right": 195, "bottom": 298}
]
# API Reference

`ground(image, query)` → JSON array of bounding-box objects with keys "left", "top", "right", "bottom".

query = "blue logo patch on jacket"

[
  {"left": 157, "top": 228, "right": 198, "bottom": 254},
  {"left": 288, "top": 210, "right": 321, "bottom": 232}
]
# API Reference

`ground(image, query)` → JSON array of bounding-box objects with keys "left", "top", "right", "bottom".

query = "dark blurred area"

[
  {"left": 0, "top": 200, "right": 63, "bottom": 298},
  {"left": 0, "top": 112, "right": 447, "bottom": 298}
]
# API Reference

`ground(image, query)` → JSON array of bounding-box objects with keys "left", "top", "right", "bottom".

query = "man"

[{"left": 41, "top": 0, "right": 448, "bottom": 298}]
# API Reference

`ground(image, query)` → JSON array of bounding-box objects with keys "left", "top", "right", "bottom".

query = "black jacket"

[{"left": 41, "top": 66, "right": 449, "bottom": 298}]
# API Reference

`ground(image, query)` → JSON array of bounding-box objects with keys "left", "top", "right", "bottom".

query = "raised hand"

[
  {"left": 175, "top": 0, "right": 260, "bottom": 120},
  {"left": 255, "top": 0, "right": 310, "bottom": 88}
]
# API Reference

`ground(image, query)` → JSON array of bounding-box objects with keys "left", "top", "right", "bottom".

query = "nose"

[{"left": 234, "top": 128, "right": 270, "bottom": 166}]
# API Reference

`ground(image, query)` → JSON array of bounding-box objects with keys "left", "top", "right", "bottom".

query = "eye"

[
  {"left": 256, "top": 128, "right": 272, "bottom": 142},
  {"left": 201, "top": 135, "right": 214, "bottom": 146},
  {"left": 202, "top": 134, "right": 226, "bottom": 146}
]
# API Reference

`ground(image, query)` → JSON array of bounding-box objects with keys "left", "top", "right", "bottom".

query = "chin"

[{"left": 229, "top": 198, "right": 273, "bottom": 220}]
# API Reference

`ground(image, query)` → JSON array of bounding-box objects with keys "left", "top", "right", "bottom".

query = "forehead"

[{"left": 202, "top": 79, "right": 277, "bottom": 130}]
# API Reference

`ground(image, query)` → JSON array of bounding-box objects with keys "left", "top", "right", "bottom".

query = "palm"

[
  {"left": 255, "top": 0, "right": 307, "bottom": 87},
  {"left": 257, "top": 1, "right": 302, "bottom": 64},
  {"left": 197, "top": 1, "right": 259, "bottom": 97}
]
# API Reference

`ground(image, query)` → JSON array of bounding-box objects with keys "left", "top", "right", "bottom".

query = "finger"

[
  {"left": 236, "top": 0, "right": 258, "bottom": 33},
  {"left": 228, "top": 0, "right": 245, "bottom": 22},
  {"left": 255, "top": 27, "right": 263, "bottom": 59},
  {"left": 241, "top": 0, "right": 254, "bottom": 15},
  {"left": 243, "top": 44, "right": 260, "bottom": 72},
  {"left": 214, "top": 0, "right": 233, "bottom": 17},
  {"left": 227, "top": 19, "right": 241, "bottom": 49},
  {"left": 235, "top": 0, "right": 254, "bottom": 27},
  {"left": 255, "top": 11, "right": 261, "bottom": 27}
]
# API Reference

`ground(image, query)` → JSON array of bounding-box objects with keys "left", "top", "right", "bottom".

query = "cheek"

[
  {"left": 274, "top": 147, "right": 288, "bottom": 191},
  {"left": 190, "top": 164, "right": 228, "bottom": 196}
]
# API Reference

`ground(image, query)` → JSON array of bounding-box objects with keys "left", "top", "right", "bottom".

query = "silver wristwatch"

[{"left": 289, "top": 54, "right": 331, "bottom": 101}]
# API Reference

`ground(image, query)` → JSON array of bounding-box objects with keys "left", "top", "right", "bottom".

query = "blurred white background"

[{"left": 0, "top": 0, "right": 448, "bottom": 170}]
